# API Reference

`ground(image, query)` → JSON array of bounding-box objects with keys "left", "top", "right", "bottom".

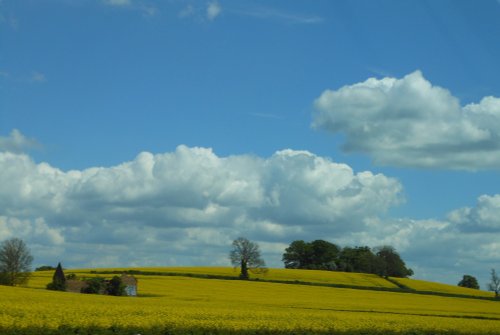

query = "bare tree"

[
  {"left": 229, "top": 237, "right": 267, "bottom": 280},
  {"left": 0, "top": 238, "right": 34, "bottom": 286},
  {"left": 488, "top": 268, "right": 500, "bottom": 298}
]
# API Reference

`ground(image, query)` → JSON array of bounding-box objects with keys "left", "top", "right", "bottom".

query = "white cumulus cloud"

[
  {"left": 312, "top": 71, "right": 500, "bottom": 170},
  {"left": 448, "top": 194, "right": 500, "bottom": 232},
  {"left": 0, "top": 145, "right": 402, "bottom": 269},
  {"left": 1, "top": 137, "right": 498, "bottom": 285},
  {"left": 0, "top": 216, "right": 64, "bottom": 246},
  {"left": 342, "top": 208, "right": 500, "bottom": 286}
]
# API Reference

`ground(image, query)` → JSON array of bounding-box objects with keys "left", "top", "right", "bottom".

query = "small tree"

[
  {"left": 0, "top": 238, "right": 34, "bottom": 286},
  {"left": 458, "top": 274, "right": 480, "bottom": 290},
  {"left": 66, "top": 273, "right": 77, "bottom": 280},
  {"left": 488, "top": 269, "right": 500, "bottom": 298},
  {"left": 229, "top": 237, "right": 267, "bottom": 280}
]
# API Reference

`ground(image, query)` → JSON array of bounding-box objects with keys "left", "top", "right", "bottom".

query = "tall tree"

[
  {"left": 488, "top": 269, "right": 500, "bottom": 298},
  {"left": 0, "top": 238, "right": 34, "bottom": 286},
  {"left": 229, "top": 237, "right": 267, "bottom": 280},
  {"left": 458, "top": 274, "right": 480, "bottom": 290}
]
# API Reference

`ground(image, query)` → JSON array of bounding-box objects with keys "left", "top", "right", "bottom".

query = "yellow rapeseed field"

[
  {"left": 81, "top": 266, "right": 398, "bottom": 288},
  {"left": 392, "top": 277, "right": 495, "bottom": 298},
  {"left": 1, "top": 268, "right": 499, "bottom": 334}
]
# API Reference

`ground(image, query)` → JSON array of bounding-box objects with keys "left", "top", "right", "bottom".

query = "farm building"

[
  {"left": 66, "top": 279, "right": 88, "bottom": 293},
  {"left": 121, "top": 274, "right": 138, "bottom": 296},
  {"left": 50, "top": 264, "right": 138, "bottom": 296},
  {"left": 67, "top": 274, "right": 138, "bottom": 296}
]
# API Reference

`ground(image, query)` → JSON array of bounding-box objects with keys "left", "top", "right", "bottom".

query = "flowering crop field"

[
  {"left": 1, "top": 269, "right": 500, "bottom": 335},
  {"left": 82, "top": 266, "right": 398, "bottom": 288},
  {"left": 391, "top": 277, "right": 495, "bottom": 298}
]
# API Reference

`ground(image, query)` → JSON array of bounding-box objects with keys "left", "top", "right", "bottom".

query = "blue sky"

[{"left": 1, "top": 0, "right": 500, "bottom": 286}]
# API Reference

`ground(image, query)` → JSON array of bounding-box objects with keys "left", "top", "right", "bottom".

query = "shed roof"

[
  {"left": 66, "top": 279, "right": 87, "bottom": 293},
  {"left": 121, "top": 274, "right": 137, "bottom": 286}
]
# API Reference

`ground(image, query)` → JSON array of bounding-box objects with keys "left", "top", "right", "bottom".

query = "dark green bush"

[
  {"left": 81, "top": 277, "right": 105, "bottom": 294},
  {"left": 106, "top": 276, "right": 126, "bottom": 296}
]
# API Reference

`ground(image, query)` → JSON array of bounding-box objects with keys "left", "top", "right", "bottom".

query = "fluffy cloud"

[
  {"left": 0, "top": 146, "right": 401, "bottom": 268},
  {"left": 448, "top": 194, "right": 500, "bottom": 232},
  {"left": 206, "top": 1, "right": 221, "bottom": 21},
  {"left": 0, "top": 216, "right": 64, "bottom": 246},
  {"left": 1, "top": 143, "right": 498, "bottom": 285},
  {"left": 312, "top": 71, "right": 500, "bottom": 170},
  {"left": 0, "top": 129, "right": 39, "bottom": 153}
]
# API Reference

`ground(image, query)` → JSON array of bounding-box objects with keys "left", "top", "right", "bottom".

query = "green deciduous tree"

[
  {"left": 282, "top": 240, "right": 312, "bottom": 269},
  {"left": 229, "top": 237, "right": 267, "bottom": 280},
  {"left": 0, "top": 238, "right": 33, "bottom": 286},
  {"left": 310, "top": 240, "right": 340, "bottom": 270},
  {"left": 375, "top": 246, "right": 413, "bottom": 278},
  {"left": 458, "top": 274, "right": 480, "bottom": 290}
]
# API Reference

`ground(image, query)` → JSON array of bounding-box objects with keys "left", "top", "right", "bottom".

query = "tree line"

[
  {"left": 229, "top": 238, "right": 413, "bottom": 278},
  {"left": 229, "top": 237, "right": 500, "bottom": 297},
  {"left": 282, "top": 240, "right": 414, "bottom": 278}
]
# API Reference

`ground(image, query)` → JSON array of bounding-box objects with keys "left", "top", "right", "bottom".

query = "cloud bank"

[
  {"left": 313, "top": 71, "right": 500, "bottom": 170},
  {"left": 0, "top": 145, "right": 401, "bottom": 268},
  {"left": 0, "top": 135, "right": 498, "bottom": 284}
]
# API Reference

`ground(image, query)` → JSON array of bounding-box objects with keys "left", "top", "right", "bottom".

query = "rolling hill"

[
  {"left": 1, "top": 267, "right": 498, "bottom": 335},
  {"left": 55, "top": 266, "right": 496, "bottom": 299}
]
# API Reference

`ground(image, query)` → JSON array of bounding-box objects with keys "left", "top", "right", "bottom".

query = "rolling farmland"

[
  {"left": 1, "top": 268, "right": 499, "bottom": 335},
  {"left": 390, "top": 277, "right": 495, "bottom": 298}
]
